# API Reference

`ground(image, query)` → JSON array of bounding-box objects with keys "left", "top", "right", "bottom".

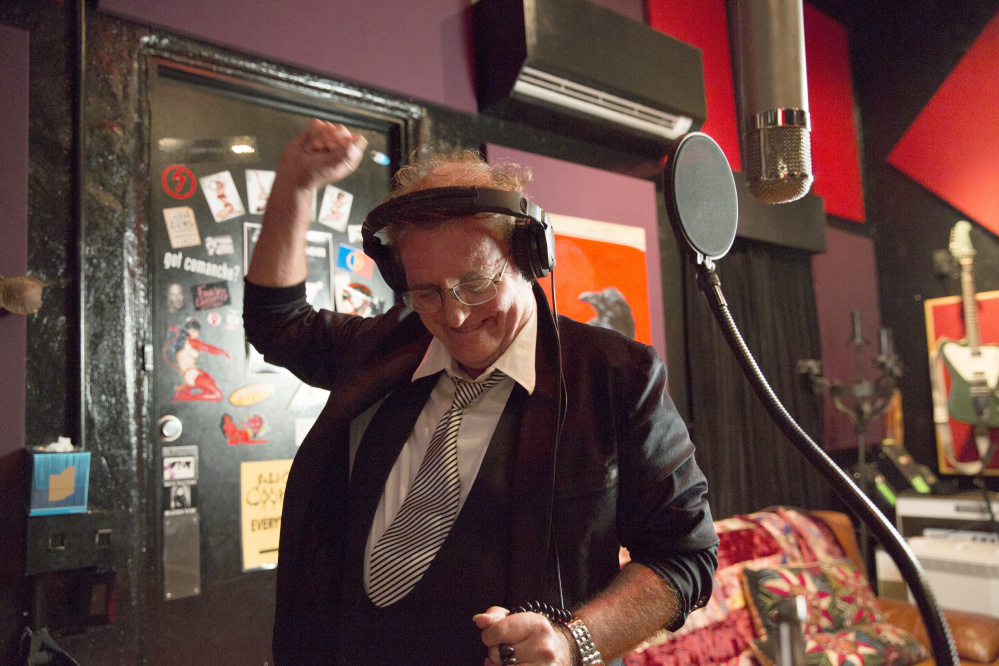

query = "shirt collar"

[{"left": 413, "top": 306, "right": 537, "bottom": 394}]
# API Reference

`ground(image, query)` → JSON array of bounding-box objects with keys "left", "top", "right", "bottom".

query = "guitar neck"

[{"left": 960, "top": 258, "right": 981, "bottom": 349}]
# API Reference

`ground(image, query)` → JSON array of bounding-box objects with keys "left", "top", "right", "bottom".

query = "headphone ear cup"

[
  {"left": 511, "top": 222, "right": 535, "bottom": 281},
  {"left": 512, "top": 217, "right": 556, "bottom": 281},
  {"left": 363, "top": 235, "right": 406, "bottom": 295},
  {"left": 382, "top": 257, "right": 406, "bottom": 296}
]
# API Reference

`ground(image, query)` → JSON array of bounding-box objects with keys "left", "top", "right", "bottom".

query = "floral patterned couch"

[{"left": 623, "top": 508, "right": 999, "bottom": 666}]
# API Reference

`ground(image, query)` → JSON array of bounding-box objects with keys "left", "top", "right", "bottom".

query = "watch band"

[{"left": 566, "top": 617, "right": 605, "bottom": 666}]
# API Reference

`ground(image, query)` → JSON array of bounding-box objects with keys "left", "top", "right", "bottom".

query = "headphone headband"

[
  {"left": 361, "top": 186, "right": 555, "bottom": 294},
  {"left": 363, "top": 186, "right": 542, "bottom": 232}
]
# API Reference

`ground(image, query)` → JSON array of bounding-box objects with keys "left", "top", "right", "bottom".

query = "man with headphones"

[{"left": 244, "top": 120, "right": 718, "bottom": 666}]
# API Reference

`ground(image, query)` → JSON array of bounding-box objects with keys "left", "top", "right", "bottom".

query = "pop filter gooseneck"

[{"left": 664, "top": 132, "right": 958, "bottom": 666}]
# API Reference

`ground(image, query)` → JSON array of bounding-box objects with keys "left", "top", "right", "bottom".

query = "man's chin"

[{"left": 450, "top": 347, "right": 498, "bottom": 376}]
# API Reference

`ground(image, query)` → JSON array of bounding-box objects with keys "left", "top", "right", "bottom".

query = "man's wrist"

[{"left": 553, "top": 622, "right": 583, "bottom": 666}]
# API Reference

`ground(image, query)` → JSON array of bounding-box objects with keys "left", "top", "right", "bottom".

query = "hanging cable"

[{"left": 73, "top": 0, "right": 87, "bottom": 451}]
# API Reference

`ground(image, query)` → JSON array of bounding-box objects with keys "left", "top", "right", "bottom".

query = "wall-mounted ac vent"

[
  {"left": 512, "top": 67, "right": 694, "bottom": 141},
  {"left": 474, "top": 0, "right": 706, "bottom": 153}
]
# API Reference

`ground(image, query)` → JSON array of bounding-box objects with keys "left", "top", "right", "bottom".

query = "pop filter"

[{"left": 663, "top": 132, "right": 738, "bottom": 266}]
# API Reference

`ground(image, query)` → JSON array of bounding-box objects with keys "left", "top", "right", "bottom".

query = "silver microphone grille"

[{"left": 745, "top": 124, "right": 813, "bottom": 204}]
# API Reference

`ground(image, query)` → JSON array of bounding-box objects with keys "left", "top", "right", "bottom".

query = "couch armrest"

[{"left": 874, "top": 597, "right": 999, "bottom": 665}]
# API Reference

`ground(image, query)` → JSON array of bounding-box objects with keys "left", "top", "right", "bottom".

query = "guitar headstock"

[{"left": 949, "top": 220, "right": 975, "bottom": 262}]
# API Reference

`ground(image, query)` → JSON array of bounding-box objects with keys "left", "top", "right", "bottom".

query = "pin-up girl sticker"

[
  {"left": 200, "top": 170, "right": 245, "bottom": 222},
  {"left": 245, "top": 169, "right": 275, "bottom": 214},
  {"left": 318, "top": 185, "right": 353, "bottom": 232},
  {"left": 164, "top": 317, "right": 232, "bottom": 402}
]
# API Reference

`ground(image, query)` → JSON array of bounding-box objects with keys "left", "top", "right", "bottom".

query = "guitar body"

[{"left": 940, "top": 339, "right": 999, "bottom": 426}]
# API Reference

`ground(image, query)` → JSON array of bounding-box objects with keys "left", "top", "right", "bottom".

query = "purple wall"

[
  {"left": 100, "top": 0, "right": 476, "bottom": 113},
  {"left": 486, "top": 144, "right": 667, "bottom": 362},
  {"left": 812, "top": 226, "right": 884, "bottom": 451},
  {"left": 0, "top": 24, "right": 29, "bottom": 576},
  {"left": 0, "top": 25, "right": 29, "bottom": 453},
  {"left": 99, "top": 0, "right": 644, "bottom": 114}
]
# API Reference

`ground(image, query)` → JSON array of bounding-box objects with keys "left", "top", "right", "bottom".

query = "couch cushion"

[
  {"left": 626, "top": 508, "right": 912, "bottom": 666},
  {"left": 743, "top": 559, "right": 886, "bottom": 637},
  {"left": 678, "top": 554, "right": 786, "bottom": 634},
  {"left": 875, "top": 597, "right": 999, "bottom": 664},
  {"left": 824, "top": 559, "right": 883, "bottom": 627},
  {"left": 743, "top": 562, "right": 842, "bottom": 635}
]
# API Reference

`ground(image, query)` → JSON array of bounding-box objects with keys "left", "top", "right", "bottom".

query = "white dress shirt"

[{"left": 350, "top": 307, "right": 538, "bottom": 590}]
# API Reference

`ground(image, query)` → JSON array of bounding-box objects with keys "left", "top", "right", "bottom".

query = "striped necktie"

[{"left": 367, "top": 370, "right": 507, "bottom": 607}]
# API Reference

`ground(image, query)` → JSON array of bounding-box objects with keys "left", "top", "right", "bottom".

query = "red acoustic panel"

[
  {"left": 647, "top": 0, "right": 742, "bottom": 172},
  {"left": 804, "top": 3, "right": 866, "bottom": 222},
  {"left": 888, "top": 10, "right": 999, "bottom": 237}
]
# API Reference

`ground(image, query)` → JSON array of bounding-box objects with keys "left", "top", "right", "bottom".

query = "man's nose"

[{"left": 441, "top": 291, "right": 471, "bottom": 327}]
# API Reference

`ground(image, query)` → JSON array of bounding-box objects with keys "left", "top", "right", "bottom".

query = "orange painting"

[{"left": 538, "top": 214, "right": 652, "bottom": 345}]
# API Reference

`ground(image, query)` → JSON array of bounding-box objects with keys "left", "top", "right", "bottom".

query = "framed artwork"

[
  {"left": 539, "top": 214, "right": 651, "bottom": 346},
  {"left": 924, "top": 289, "right": 999, "bottom": 475}
]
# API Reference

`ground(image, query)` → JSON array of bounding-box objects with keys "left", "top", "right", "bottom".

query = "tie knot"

[{"left": 451, "top": 370, "right": 507, "bottom": 409}]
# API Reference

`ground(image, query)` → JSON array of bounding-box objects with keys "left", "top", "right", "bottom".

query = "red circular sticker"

[
  {"left": 207, "top": 312, "right": 222, "bottom": 326},
  {"left": 162, "top": 165, "right": 197, "bottom": 199}
]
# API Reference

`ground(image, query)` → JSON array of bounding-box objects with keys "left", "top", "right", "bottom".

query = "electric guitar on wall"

[{"left": 940, "top": 221, "right": 999, "bottom": 427}]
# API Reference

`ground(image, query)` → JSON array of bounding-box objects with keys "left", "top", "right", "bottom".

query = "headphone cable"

[{"left": 547, "top": 270, "right": 568, "bottom": 609}]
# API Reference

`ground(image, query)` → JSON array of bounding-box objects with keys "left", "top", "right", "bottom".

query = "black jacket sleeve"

[
  {"left": 613, "top": 344, "right": 719, "bottom": 629},
  {"left": 243, "top": 279, "right": 397, "bottom": 390}
]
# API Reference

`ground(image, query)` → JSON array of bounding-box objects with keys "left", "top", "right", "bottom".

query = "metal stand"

[
  {"left": 799, "top": 311, "right": 903, "bottom": 571},
  {"left": 776, "top": 596, "right": 807, "bottom": 666}
]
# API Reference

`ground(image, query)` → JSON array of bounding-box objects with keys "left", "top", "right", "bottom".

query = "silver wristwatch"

[{"left": 566, "top": 617, "right": 605, "bottom": 666}]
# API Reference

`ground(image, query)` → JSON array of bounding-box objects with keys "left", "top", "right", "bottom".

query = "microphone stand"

[
  {"left": 695, "top": 264, "right": 959, "bottom": 665},
  {"left": 775, "top": 596, "right": 807, "bottom": 666},
  {"left": 798, "top": 312, "right": 903, "bottom": 575}
]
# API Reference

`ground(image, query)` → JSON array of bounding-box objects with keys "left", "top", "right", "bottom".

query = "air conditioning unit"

[{"left": 473, "top": 0, "right": 706, "bottom": 151}]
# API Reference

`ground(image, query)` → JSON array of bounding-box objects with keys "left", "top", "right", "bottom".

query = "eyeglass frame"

[{"left": 401, "top": 254, "right": 512, "bottom": 313}]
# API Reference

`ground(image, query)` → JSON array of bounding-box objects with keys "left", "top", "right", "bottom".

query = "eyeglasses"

[{"left": 402, "top": 255, "right": 510, "bottom": 313}]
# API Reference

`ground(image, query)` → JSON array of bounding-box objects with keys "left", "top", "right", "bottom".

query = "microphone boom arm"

[{"left": 695, "top": 264, "right": 959, "bottom": 666}]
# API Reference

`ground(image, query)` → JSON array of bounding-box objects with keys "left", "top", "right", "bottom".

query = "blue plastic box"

[{"left": 29, "top": 451, "right": 91, "bottom": 516}]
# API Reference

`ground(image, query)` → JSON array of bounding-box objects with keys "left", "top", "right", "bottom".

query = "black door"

[{"left": 145, "top": 62, "right": 404, "bottom": 665}]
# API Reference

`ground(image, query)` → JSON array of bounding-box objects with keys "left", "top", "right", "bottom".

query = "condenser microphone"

[{"left": 729, "top": 0, "right": 813, "bottom": 204}]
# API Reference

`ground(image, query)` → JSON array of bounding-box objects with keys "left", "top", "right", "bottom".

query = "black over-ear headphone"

[{"left": 361, "top": 186, "right": 556, "bottom": 294}]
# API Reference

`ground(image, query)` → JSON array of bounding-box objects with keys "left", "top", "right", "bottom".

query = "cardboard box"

[{"left": 29, "top": 451, "right": 91, "bottom": 516}]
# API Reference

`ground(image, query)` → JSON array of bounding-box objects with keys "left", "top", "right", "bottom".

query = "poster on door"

[{"left": 240, "top": 458, "right": 293, "bottom": 571}]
